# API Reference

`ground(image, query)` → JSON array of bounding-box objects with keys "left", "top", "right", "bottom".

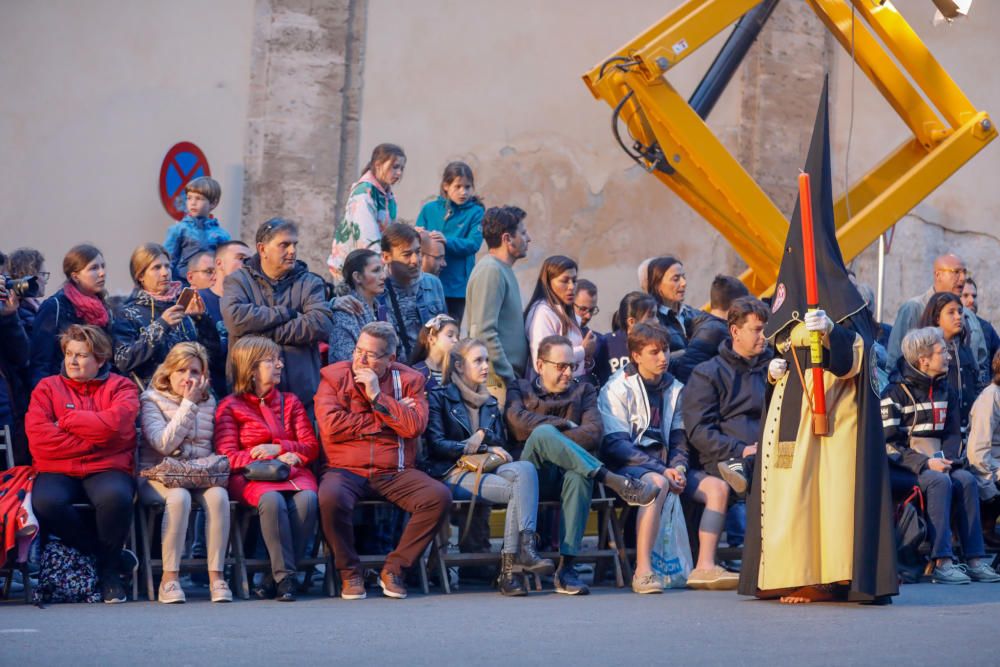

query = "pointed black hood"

[{"left": 764, "top": 76, "right": 865, "bottom": 340}]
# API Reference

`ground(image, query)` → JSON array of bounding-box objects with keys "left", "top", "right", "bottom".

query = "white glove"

[
  {"left": 768, "top": 358, "right": 788, "bottom": 381},
  {"left": 804, "top": 309, "right": 834, "bottom": 335}
]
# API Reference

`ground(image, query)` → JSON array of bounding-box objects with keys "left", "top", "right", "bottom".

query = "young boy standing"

[{"left": 164, "top": 176, "right": 231, "bottom": 282}]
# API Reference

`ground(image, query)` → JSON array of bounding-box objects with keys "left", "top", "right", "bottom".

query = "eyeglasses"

[
  {"left": 574, "top": 304, "right": 599, "bottom": 316},
  {"left": 353, "top": 347, "right": 389, "bottom": 361},
  {"left": 540, "top": 358, "right": 579, "bottom": 374},
  {"left": 191, "top": 268, "right": 216, "bottom": 276},
  {"left": 38, "top": 271, "right": 51, "bottom": 280},
  {"left": 938, "top": 267, "right": 968, "bottom": 277},
  {"left": 260, "top": 356, "right": 284, "bottom": 368}
]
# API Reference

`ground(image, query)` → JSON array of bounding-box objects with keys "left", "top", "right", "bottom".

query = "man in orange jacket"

[{"left": 315, "top": 321, "right": 450, "bottom": 600}]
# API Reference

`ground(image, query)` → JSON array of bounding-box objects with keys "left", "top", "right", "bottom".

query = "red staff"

[{"left": 798, "top": 172, "right": 829, "bottom": 436}]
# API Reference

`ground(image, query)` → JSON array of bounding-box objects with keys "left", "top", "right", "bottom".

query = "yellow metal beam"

[
  {"left": 583, "top": 0, "right": 996, "bottom": 301},
  {"left": 806, "top": 0, "right": 944, "bottom": 149},
  {"left": 582, "top": 0, "right": 760, "bottom": 88},
  {"left": 856, "top": 0, "right": 975, "bottom": 128},
  {"left": 837, "top": 112, "right": 995, "bottom": 260}
]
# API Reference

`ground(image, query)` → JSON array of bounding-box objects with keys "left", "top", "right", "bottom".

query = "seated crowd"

[{"left": 3, "top": 149, "right": 1000, "bottom": 606}]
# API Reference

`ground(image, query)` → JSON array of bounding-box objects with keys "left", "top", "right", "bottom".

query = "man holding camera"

[{"left": 0, "top": 252, "right": 32, "bottom": 466}]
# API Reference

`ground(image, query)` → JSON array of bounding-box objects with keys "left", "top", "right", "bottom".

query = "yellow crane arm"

[{"left": 583, "top": 0, "right": 995, "bottom": 297}]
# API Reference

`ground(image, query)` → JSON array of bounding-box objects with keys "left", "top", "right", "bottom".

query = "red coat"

[
  {"left": 315, "top": 361, "right": 428, "bottom": 478},
  {"left": 26, "top": 371, "right": 139, "bottom": 477},
  {"left": 214, "top": 389, "right": 319, "bottom": 506}
]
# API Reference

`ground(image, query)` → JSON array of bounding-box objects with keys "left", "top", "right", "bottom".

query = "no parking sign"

[{"left": 158, "top": 142, "right": 211, "bottom": 220}]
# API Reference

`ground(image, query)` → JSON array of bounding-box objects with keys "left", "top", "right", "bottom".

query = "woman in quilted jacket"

[
  {"left": 26, "top": 324, "right": 139, "bottom": 604},
  {"left": 216, "top": 335, "right": 319, "bottom": 602},
  {"left": 112, "top": 243, "right": 220, "bottom": 389},
  {"left": 139, "top": 341, "right": 232, "bottom": 603}
]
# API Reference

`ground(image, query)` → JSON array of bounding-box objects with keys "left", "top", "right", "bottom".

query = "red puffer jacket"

[
  {"left": 215, "top": 389, "right": 318, "bottom": 506},
  {"left": 26, "top": 370, "right": 139, "bottom": 477},
  {"left": 314, "top": 361, "right": 428, "bottom": 477}
]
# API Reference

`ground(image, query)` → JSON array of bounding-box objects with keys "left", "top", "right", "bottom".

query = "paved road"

[{"left": 1, "top": 582, "right": 997, "bottom": 666}]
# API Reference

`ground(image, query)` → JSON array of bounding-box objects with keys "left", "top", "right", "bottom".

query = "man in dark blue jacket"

[
  {"left": 682, "top": 297, "right": 776, "bottom": 490},
  {"left": 671, "top": 275, "right": 748, "bottom": 383},
  {"left": 0, "top": 278, "right": 30, "bottom": 466}
]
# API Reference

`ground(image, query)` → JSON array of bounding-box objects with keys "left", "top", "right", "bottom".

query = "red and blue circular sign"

[{"left": 158, "top": 142, "right": 211, "bottom": 220}]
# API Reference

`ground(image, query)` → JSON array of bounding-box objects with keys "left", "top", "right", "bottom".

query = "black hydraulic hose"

[{"left": 689, "top": 0, "right": 781, "bottom": 119}]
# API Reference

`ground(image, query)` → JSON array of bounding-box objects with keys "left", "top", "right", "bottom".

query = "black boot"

[
  {"left": 517, "top": 530, "right": 555, "bottom": 575},
  {"left": 554, "top": 556, "right": 590, "bottom": 596},
  {"left": 498, "top": 553, "right": 527, "bottom": 597}
]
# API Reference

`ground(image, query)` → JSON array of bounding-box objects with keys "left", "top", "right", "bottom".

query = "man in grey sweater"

[{"left": 464, "top": 206, "right": 531, "bottom": 402}]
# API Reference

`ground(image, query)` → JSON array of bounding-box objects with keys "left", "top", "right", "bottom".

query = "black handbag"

[
  {"left": 243, "top": 394, "right": 291, "bottom": 482},
  {"left": 243, "top": 459, "right": 290, "bottom": 482}
]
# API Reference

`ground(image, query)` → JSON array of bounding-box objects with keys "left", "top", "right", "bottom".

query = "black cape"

[{"left": 739, "top": 78, "right": 899, "bottom": 602}]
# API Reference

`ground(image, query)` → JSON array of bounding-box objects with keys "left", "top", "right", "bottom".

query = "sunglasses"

[{"left": 540, "top": 358, "right": 578, "bottom": 374}]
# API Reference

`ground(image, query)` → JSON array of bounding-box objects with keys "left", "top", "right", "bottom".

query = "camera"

[{"left": 2, "top": 275, "right": 41, "bottom": 298}]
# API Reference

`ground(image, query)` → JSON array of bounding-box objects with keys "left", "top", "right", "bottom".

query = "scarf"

[
  {"left": 146, "top": 281, "right": 183, "bottom": 304},
  {"left": 62, "top": 281, "right": 109, "bottom": 328},
  {"left": 451, "top": 372, "right": 490, "bottom": 433}
]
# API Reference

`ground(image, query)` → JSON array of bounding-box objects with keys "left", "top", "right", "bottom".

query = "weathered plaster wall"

[
  {"left": 831, "top": 0, "right": 1000, "bottom": 323},
  {"left": 0, "top": 1, "right": 255, "bottom": 295},
  {"left": 242, "top": 0, "right": 366, "bottom": 273}
]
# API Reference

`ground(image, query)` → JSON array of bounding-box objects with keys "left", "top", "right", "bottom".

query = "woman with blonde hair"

[
  {"left": 112, "top": 242, "right": 219, "bottom": 388},
  {"left": 138, "top": 341, "right": 232, "bottom": 603},
  {"left": 215, "top": 336, "right": 319, "bottom": 602},
  {"left": 424, "top": 337, "right": 553, "bottom": 596}
]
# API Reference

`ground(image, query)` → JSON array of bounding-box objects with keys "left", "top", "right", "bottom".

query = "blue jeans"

[
  {"left": 446, "top": 461, "right": 538, "bottom": 554},
  {"left": 891, "top": 465, "right": 985, "bottom": 560}
]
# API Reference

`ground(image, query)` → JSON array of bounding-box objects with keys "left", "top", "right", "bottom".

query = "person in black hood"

[
  {"left": 222, "top": 219, "right": 334, "bottom": 417},
  {"left": 738, "top": 78, "right": 897, "bottom": 605}
]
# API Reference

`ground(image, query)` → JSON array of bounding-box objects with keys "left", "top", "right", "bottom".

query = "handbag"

[
  {"left": 453, "top": 451, "right": 505, "bottom": 546},
  {"left": 243, "top": 459, "right": 291, "bottom": 482},
  {"left": 140, "top": 454, "right": 231, "bottom": 489},
  {"left": 243, "top": 393, "right": 292, "bottom": 482}
]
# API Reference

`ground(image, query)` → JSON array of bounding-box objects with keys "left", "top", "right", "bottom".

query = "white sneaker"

[{"left": 158, "top": 580, "right": 187, "bottom": 603}]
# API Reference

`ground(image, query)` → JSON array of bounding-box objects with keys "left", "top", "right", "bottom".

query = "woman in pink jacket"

[{"left": 215, "top": 336, "right": 318, "bottom": 602}]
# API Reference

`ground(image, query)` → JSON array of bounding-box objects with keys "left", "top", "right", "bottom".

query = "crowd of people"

[{"left": 2, "top": 142, "right": 1000, "bottom": 605}]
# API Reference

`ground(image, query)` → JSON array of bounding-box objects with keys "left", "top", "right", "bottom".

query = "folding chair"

[{"left": 137, "top": 498, "right": 242, "bottom": 601}]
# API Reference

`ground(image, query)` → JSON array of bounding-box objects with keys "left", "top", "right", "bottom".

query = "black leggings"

[{"left": 32, "top": 470, "right": 135, "bottom": 573}]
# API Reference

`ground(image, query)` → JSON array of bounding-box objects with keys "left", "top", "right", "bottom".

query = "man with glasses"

[
  {"left": 574, "top": 279, "right": 600, "bottom": 333},
  {"left": 506, "top": 335, "right": 658, "bottom": 595},
  {"left": 886, "top": 253, "right": 988, "bottom": 374},
  {"left": 315, "top": 321, "right": 450, "bottom": 600},
  {"left": 184, "top": 250, "right": 217, "bottom": 290},
  {"left": 419, "top": 229, "right": 447, "bottom": 278},
  {"left": 200, "top": 241, "right": 251, "bottom": 397}
]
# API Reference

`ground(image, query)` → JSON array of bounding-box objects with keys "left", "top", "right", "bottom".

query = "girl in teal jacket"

[{"left": 415, "top": 162, "right": 485, "bottom": 322}]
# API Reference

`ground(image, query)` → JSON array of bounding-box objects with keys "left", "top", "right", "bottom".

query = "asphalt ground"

[{"left": 1, "top": 578, "right": 997, "bottom": 666}]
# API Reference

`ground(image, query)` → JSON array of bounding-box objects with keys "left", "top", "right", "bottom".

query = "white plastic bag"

[{"left": 650, "top": 492, "right": 693, "bottom": 588}]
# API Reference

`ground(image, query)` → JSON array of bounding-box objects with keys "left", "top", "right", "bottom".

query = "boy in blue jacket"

[{"left": 164, "top": 176, "right": 231, "bottom": 282}]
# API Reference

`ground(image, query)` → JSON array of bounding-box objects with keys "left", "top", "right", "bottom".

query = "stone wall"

[{"left": 242, "top": 0, "right": 367, "bottom": 272}]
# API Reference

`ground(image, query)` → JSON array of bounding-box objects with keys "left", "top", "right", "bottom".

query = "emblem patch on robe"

[
  {"left": 775, "top": 441, "right": 796, "bottom": 469},
  {"left": 773, "top": 283, "right": 786, "bottom": 313},
  {"left": 869, "top": 351, "right": 880, "bottom": 397}
]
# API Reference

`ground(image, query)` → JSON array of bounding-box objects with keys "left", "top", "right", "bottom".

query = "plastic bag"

[{"left": 650, "top": 492, "right": 693, "bottom": 588}]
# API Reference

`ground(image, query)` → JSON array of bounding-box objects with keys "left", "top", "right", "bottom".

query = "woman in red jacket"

[
  {"left": 215, "top": 335, "right": 318, "bottom": 602},
  {"left": 26, "top": 324, "right": 140, "bottom": 603}
]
